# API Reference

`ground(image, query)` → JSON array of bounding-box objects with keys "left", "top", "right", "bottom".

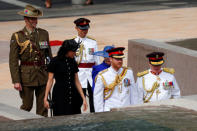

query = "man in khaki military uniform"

[{"left": 9, "top": 5, "right": 52, "bottom": 117}]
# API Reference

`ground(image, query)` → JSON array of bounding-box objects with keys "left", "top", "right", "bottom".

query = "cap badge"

[
  {"left": 156, "top": 54, "right": 159, "bottom": 59},
  {"left": 24, "top": 9, "right": 29, "bottom": 14}
]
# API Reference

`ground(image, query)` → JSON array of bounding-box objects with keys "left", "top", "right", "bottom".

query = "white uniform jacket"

[
  {"left": 94, "top": 66, "right": 138, "bottom": 112},
  {"left": 74, "top": 36, "right": 100, "bottom": 88},
  {"left": 136, "top": 68, "right": 181, "bottom": 104}
]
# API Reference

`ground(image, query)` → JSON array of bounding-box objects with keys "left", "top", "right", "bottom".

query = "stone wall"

[{"left": 128, "top": 39, "right": 197, "bottom": 96}]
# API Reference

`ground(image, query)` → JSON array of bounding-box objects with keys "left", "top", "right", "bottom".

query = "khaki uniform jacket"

[{"left": 9, "top": 27, "right": 52, "bottom": 86}]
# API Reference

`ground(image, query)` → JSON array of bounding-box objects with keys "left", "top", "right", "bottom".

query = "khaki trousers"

[{"left": 19, "top": 85, "right": 48, "bottom": 117}]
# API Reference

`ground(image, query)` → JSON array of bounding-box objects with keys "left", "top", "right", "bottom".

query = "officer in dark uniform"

[{"left": 9, "top": 5, "right": 52, "bottom": 117}]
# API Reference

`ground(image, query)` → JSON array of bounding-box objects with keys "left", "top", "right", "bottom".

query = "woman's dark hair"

[{"left": 57, "top": 39, "right": 79, "bottom": 60}]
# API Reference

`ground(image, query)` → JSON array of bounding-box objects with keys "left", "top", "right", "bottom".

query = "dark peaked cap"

[
  {"left": 146, "top": 52, "right": 165, "bottom": 66},
  {"left": 74, "top": 18, "right": 90, "bottom": 30},
  {"left": 106, "top": 47, "right": 125, "bottom": 58}
]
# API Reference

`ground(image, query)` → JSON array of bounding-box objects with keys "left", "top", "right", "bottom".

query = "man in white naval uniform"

[
  {"left": 94, "top": 47, "right": 137, "bottom": 112},
  {"left": 74, "top": 18, "right": 100, "bottom": 112},
  {"left": 136, "top": 52, "right": 181, "bottom": 104}
]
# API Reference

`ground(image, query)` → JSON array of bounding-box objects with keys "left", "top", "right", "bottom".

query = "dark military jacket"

[{"left": 9, "top": 27, "right": 52, "bottom": 86}]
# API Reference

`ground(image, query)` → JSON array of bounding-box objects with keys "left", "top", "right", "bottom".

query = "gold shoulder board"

[
  {"left": 123, "top": 66, "right": 132, "bottom": 70},
  {"left": 87, "top": 36, "right": 96, "bottom": 41},
  {"left": 98, "top": 68, "right": 108, "bottom": 75},
  {"left": 163, "top": 68, "right": 175, "bottom": 74},
  {"left": 16, "top": 30, "right": 23, "bottom": 34},
  {"left": 95, "top": 68, "right": 108, "bottom": 83},
  {"left": 72, "top": 36, "right": 77, "bottom": 39},
  {"left": 137, "top": 70, "right": 149, "bottom": 77},
  {"left": 122, "top": 66, "right": 128, "bottom": 69}
]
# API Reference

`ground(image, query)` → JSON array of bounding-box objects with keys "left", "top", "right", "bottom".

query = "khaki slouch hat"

[{"left": 17, "top": 5, "right": 43, "bottom": 17}]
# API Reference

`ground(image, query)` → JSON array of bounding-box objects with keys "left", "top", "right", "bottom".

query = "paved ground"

[
  {"left": 1, "top": 0, "right": 197, "bottom": 120},
  {"left": 1, "top": 0, "right": 197, "bottom": 21}
]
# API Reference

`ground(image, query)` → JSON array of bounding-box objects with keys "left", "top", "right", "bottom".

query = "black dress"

[{"left": 47, "top": 56, "right": 82, "bottom": 116}]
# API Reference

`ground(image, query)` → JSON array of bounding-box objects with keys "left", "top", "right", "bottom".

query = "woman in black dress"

[{"left": 44, "top": 39, "right": 87, "bottom": 116}]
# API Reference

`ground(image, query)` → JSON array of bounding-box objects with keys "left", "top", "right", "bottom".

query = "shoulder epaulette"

[
  {"left": 137, "top": 70, "right": 149, "bottom": 77},
  {"left": 37, "top": 28, "right": 42, "bottom": 31},
  {"left": 98, "top": 68, "right": 108, "bottom": 75},
  {"left": 122, "top": 66, "right": 128, "bottom": 69},
  {"left": 123, "top": 66, "right": 132, "bottom": 70},
  {"left": 37, "top": 28, "right": 48, "bottom": 34},
  {"left": 72, "top": 36, "right": 77, "bottom": 39},
  {"left": 16, "top": 30, "right": 22, "bottom": 33},
  {"left": 99, "top": 68, "right": 108, "bottom": 75},
  {"left": 16, "top": 30, "right": 24, "bottom": 35},
  {"left": 95, "top": 68, "right": 108, "bottom": 83},
  {"left": 163, "top": 68, "right": 175, "bottom": 74},
  {"left": 87, "top": 36, "right": 96, "bottom": 41}
]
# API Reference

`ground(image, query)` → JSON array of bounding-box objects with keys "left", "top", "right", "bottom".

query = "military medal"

[
  {"left": 123, "top": 78, "right": 131, "bottom": 87},
  {"left": 88, "top": 48, "right": 94, "bottom": 55},
  {"left": 39, "top": 41, "right": 48, "bottom": 49},
  {"left": 163, "top": 81, "right": 174, "bottom": 90}
]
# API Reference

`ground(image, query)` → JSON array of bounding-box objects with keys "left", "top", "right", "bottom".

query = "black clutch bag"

[{"left": 47, "top": 98, "right": 54, "bottom": 109}]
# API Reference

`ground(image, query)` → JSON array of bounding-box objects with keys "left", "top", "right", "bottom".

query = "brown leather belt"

[
  {"left": 78, "top": 63, "right": 95, "bottom": 68},
  {"left": 21, "top": 61, "right": 45, "bottom": 66}
]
